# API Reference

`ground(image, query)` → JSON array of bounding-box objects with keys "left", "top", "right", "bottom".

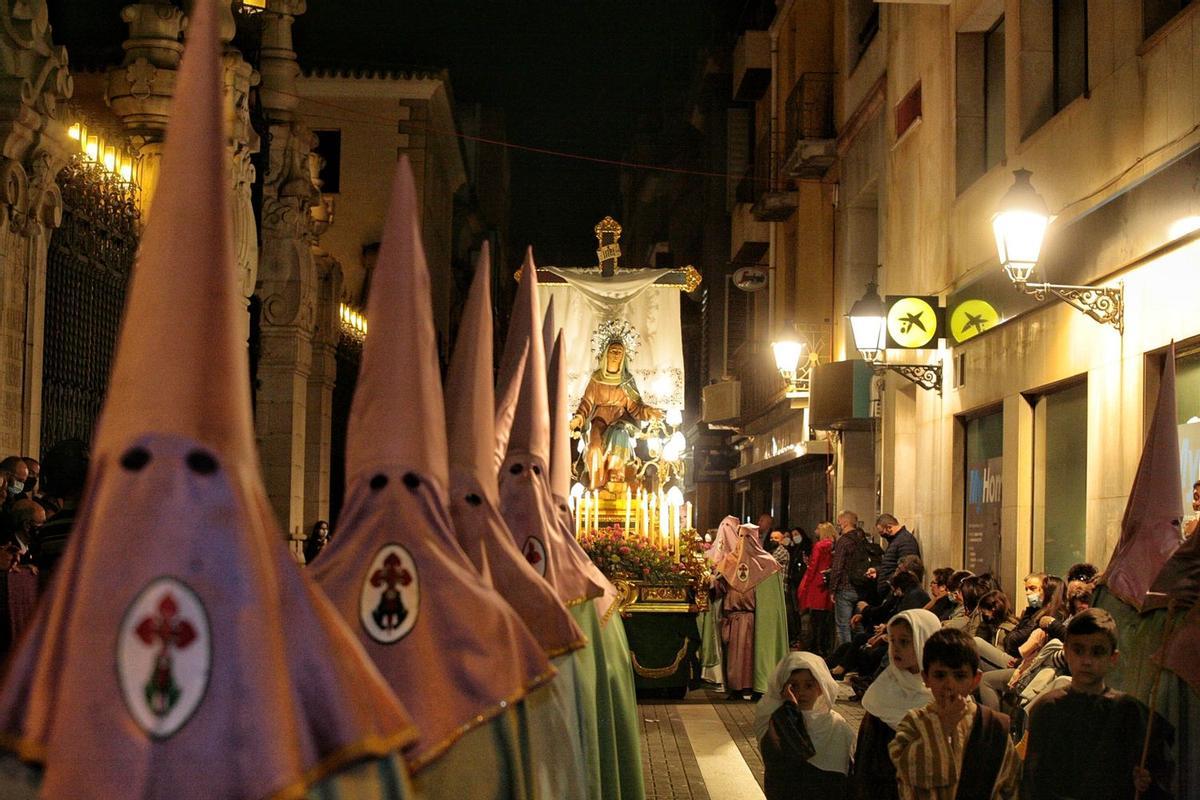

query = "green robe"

[
  {"left": 411, "top": 707, "right": 528, "bottom": 800},
  {"left": 753, "top": 571, "right": 790, "bottom": 695},
  {"left": 570, "top": 600, "right": 645, "bottom": 800},
  {"left": 517, "top": 672, "right": 588, "bottom": 799}
]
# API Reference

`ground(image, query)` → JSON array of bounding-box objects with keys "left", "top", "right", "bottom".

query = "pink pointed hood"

[
  {"left": 312, "top": 158, "right": 552, "bottom": 772},
  {"left": 713, "top": 517, "right": 780, "bottom": 592},
  {"left": 543, "top": 303, "right": 574, "bottom": 501},
  {"left": 444, "top": 246, "right": 586, "bottom": 657},
  {"left": 0, "top": 3, "right": 416, "bottom": 796},
  {"left": 1102, "top": 342, "right": 1185, "bottom": 610},
  {"left": 498, "top": 253, "right": 603, "bottom": 605},
  {"left": 494, "top": 248, "right": 540, "bottom": 469}
]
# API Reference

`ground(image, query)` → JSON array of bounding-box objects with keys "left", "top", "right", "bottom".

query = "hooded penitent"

[
  {"left": 712, "top": 517, "right": 781, "bottom": 592},
  {"left": 445, "top": 243, "right": 585, "bottom": 658},
  {"left": 0, "top": 2, "right": 416, "bottom": 797},
  {"left": 1102, "top": 342, "right": 1185, "bottom": 610},
  {"left": 311, "top": 158, "right": 552, "bottom": 775},
  {"left": 497, "top": 251, "right": 604, "bottom": 606}
]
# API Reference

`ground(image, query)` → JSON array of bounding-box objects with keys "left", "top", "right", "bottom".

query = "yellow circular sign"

[
  {"left": 887, "top": 297, "right": 938, "bottom": 348},
  {"left": 949, "top": 299, "right": 999, "bottom": 344}
]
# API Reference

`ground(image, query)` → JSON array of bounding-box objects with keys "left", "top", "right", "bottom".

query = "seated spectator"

[
  {"left": 1066, "top": 580, "right": 1093, "bottom": 618},
  {"left": 1065, "top": 562, "right": 1098, "bottom": 585},
  {"left": 980, "top": 577, "right": 1066, "bottom": 707},
  {"left": 830, "top": 556, "right": 925, "bottom": 680},
  {"left": 943, "top": 575, "right": 992, "bottom": 637},
  {"left": 924, "top": 567, "right": 956, "bottom": 620},
  {"left": 754, "top": 651, "right": 856, "bottom": 799},
  {"left": 1004, "top": 572, "right": 1049, "bottom": 659},
  {"left": 939, "top": 570, "right": 974, "bottom": 626}
]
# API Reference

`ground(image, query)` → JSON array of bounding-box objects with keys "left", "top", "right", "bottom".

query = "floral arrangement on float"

[{"left": 578, "top": 525, "right": 712, "bottom": 613}]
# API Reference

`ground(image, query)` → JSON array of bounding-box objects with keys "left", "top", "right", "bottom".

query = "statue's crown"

[{"left": 591, "top": 318, "right": 641, "bottom": 361}]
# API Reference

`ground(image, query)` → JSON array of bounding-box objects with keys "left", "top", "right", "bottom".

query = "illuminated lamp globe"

[
  {"left": 992, "top": 168, "right": 1049, "bottom": 286},
  {"left": 771, "top": 334, "right": 804, "bottom": 380},
  {"left": 666, "top": 486, "right": 684, "bottom": 508},
  {"left": 665, "top": 408, "right": 683, "bottom": 426},
  {"left": 847, "top": 280, "right": 887, "bottom": 363}
]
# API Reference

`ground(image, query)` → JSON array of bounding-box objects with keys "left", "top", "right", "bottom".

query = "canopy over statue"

[{"left": 535, "top": 217, "right": 698, "bottom": 415}]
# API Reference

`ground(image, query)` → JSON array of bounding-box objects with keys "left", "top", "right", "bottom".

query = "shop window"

[
  {"left": 963, "top": 410, "right": 1004, "bottom": 586},
  {"left": 1031, "top": 381, "right": 1088, "bottom": 577},
  {"left": 1145, "top": 0, "right": 1194, "bottom": 40}
]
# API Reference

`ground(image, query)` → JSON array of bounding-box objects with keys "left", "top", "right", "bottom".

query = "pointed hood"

[
  {"left": 1102, "top": 342, "right": 1185, "bottom": 610},
  {"left": 312, "top": 158, "right": 552, "bottom": 771},
  {"left": 500, "top": 248, "right": 551, "bottom": 464},
  {"left": 444, "top": 246, "right": 586, "bottom": 657},
  {"left": 498, "top": 249, "right": 603, "bottom": 606},
  {"left": 546, "top": 321, "right": 575, "bottom": 501},
  {"left": 712, "top": 517, "right": 780, "bottom": 592},
  {"left": 0, "top": 3, "right": 416, "bottom": 796}
]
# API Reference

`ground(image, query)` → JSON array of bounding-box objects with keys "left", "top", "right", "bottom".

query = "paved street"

[{"left": 638, "top": 688, "right": 865, "bottom": 799}]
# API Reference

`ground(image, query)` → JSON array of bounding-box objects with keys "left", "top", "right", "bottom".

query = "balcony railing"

[
  {"left": 782, "top": 72, "right": 837, "bottom": 179},
  {"left": 785, "top": 72, "right": 835, "bottom": 147}
]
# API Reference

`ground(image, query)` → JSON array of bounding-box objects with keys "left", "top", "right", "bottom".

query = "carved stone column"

[
  {"left": 304, "top": 252, "right": 340, "bottom": 534},
  {"left": 107, "top": 1, "right": 259, "bottom": 329},
  {"left": 255, "top": 0, "right": 320, "bottom": 552},
  {"left": 0, "top": 0, "right": 73, "bottom": 456}
]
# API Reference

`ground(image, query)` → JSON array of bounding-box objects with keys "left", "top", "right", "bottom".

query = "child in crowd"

[
  {"left": 1022, "top": 608, "right": 1169, "bottom": 799},
  {"left": 849, "top": 608, "right": 941, "bottom": 800},
  {"left": 889, "top": 628, "right": 1020, "bottom": 800},
  {"left": 754, "top": 652, "right": 855, "bottom": 799}
]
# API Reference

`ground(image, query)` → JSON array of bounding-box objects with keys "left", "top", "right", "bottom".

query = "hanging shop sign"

[
  {"left": 732, "top": 266, "right": 768, "bottom": 292},
  {"left": 885, "top": 295, "right": 944, "bottom": 349},
  {"left": 948, "top": 298, "right": 1000, "bottom": 344}
]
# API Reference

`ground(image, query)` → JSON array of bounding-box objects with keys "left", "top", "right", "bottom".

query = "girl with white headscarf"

[
  {"left": 849, "top": 608, "right": 941, "bottom": 800},
  {"left": 753, "top": 651, "right": 855, "bottom": 799}
]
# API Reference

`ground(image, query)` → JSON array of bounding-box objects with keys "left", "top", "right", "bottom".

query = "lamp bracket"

[
  {"left": 1015, "top": 281, "right": 1123, "bottom": 333},
  {"left": 876, "top": 363, "right": 943, "bottom": 394}
]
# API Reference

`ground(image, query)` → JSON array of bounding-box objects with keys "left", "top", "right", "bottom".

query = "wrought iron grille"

[{"left": 41, "top": 156, "right": 139, "bottom": 449}]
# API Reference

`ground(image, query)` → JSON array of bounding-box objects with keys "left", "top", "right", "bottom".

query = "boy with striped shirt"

[{"left": 889, "top": 628, "right": 1020, "bottom": 799}]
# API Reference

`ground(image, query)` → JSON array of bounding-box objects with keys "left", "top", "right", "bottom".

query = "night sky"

[{"left": 49, "top": 0, "right": 736, "bottom": 267}]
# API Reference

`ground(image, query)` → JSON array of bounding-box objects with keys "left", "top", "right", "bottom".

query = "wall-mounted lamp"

[
  {"left": 771, "top": 324, "right": 821, "bottom": 397},
  {"left": 992, "top": 169, "right": 1123, "bottom": 332},
  {"left": 847, "top": 280, "right": 942, "bottom": 393}
]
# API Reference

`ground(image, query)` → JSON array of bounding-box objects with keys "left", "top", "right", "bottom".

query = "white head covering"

[
  {"left": 753, "top": 651, "right": 854, "bottom": 775},
  {"left": 860, "top": 608, "right": 941, "bottom": 729}
]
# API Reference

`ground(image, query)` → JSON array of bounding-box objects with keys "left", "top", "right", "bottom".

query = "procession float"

[{"left": 531, "top": 217, "right": 706, "bottom": 695}]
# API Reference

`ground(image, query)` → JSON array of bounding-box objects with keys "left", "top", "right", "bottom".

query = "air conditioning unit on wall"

[{"left": 702, "top": 380, "right": 741, "bottom": 424}]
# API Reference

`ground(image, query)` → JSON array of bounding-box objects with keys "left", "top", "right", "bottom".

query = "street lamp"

[
  {"left": 847, "top": 280, "right": 942, "bottom": 393},
  {"left": 847, "top": 281, "right": 886, "bottom": 363},
  {"left": 992, "top": 169, "right": 1123, "bottom": 332}
]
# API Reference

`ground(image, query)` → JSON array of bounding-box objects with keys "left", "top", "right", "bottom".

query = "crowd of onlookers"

[
  {"left": 754, "top": 510, "right": 1172, "bottom": 799},
  {"left": 0, "top": 440, "right": 90, "bottom": 588}
]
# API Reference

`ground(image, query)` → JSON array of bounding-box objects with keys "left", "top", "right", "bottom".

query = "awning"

[{"left": 729, "top": 438, "right": 832, "bottom": 481}]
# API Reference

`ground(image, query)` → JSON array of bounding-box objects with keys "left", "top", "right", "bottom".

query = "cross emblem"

[
  {"left": 594, "top": 216, "right": 623, "bottom": 277},
  {"left": 369, "top": 552, "right": 412, "bottom": 632},
  {"left": 736, "top": 563, "right": 750, "bottom": 583},
  {"left": 134, "top": 592, "right": 197, "bottom": 717}
]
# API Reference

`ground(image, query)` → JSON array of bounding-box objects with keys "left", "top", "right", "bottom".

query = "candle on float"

[
  {"left": 624, "top": 487, "right": 631, "bottom": 531},
  {"left": 685, "top": 501, "right": 693, "bottom": 533},
  {"left": 658, "top": 491, "right": 667, "bottom": 547},
  {"left": 593, "top": 491, "right": 600, "bottom": 532},
  {"left": 575, "top": 492, "right": 583, "bottom": 532}
]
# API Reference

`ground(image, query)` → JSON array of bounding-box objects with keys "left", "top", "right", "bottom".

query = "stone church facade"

[{"left": 0, "top": 0, "right": 471, "bottom": 558}]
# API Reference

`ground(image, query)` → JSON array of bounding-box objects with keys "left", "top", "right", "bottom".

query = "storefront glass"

[
  {"left": 1177, "top": 347, "right": 1200, "bottom": 528},
  {"left": 964, "top": 411, "right": 1004, "bottom": 585},
  {"left": 1033, "top": 382, "right": 1088, "bottom": 577}
]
